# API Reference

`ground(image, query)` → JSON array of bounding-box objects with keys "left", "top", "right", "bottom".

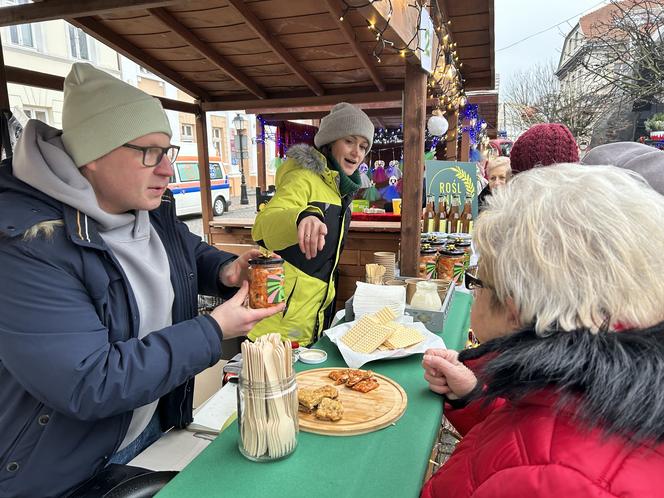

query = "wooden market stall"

[{"left": 0, "top": 0, "right": 495, "bottom": 301}]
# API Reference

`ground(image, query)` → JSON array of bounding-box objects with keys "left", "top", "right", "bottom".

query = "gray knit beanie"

[
  {"left": 581, "top": 142, "right": 664, "bottom": 195},
  {"left": 314, "top": 102, "right": 374, "bottom": 150},
  {"left": 61, "top": 63, "right": 172, "bottom": 167}
]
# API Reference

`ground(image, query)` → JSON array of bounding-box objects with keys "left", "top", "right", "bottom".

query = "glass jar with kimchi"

[{"left": 248, "top": 257, "right": 285, "bottom": 308}]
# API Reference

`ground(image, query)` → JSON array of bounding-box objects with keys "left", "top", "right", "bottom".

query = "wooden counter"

[{"left": 209, "top": 218, "right": 401, "bottom": 310}]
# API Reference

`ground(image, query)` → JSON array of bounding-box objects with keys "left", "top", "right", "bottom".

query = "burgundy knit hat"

[{"left": 510, "top": 123, "right": 579, "bottom": 173}]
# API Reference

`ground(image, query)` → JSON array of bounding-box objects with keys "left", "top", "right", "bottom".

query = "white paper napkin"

[{"left": 352, "top": 281, "right": 406, "bottom": 319}]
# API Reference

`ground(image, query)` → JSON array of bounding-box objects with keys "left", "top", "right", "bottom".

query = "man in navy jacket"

[{"left": 0, "top": 63, "right": 284, "bottom": 497}]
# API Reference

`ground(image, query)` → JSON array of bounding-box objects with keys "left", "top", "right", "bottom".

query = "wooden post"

[
  {"left": 256, "top": 116, "right": 266, "bottom": 191},
  {"left": 460, "top": 115, "right": 471, "bottom": 162},
  {"left": 400, "top": 63, "right": 427, "bottom": 277},
  {"left": 194, "top": 101, "right": 212, "bottom": 239},
  {"left": 445, "top": 110, "right": 458, "bottom": 160}
]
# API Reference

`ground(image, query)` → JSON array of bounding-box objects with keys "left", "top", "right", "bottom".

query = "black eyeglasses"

[
  {"left": 465, "top": 272, "right": 484, "bottom": 291},
  {"left": 122, "top": 143, "right": 180, "bottom": 167}
]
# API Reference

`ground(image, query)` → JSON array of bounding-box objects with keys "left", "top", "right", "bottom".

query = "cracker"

[
  {"left": 341, "top": 315, "right": 379, "bottom": 348},
  {"left": 351, "top": 324, "right": 393, "bottom": 353},
  {"left": 384, "top": 325, "right": 424, "bottom": 349},
  {"left": 373, "top": 306, "right": 397, "bottom": 324}
]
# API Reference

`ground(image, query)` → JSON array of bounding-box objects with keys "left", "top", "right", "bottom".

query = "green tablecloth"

[{"left": 157, "top": 291, "right": 472, "bottom": 498}]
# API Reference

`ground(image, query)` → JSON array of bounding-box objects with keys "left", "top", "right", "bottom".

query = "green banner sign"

[{"left": 425, "top": 160, "right": 478, "bottom": 219}]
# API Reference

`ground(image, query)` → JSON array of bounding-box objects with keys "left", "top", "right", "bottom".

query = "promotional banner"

[{"left": 425, "top": 160, "right": 478, "bottom": 219}]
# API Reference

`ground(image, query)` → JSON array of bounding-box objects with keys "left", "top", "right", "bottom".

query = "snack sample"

[
  {"left": 340, "top": 307, "right": 424, "bottom": 354},
  {"left": 315, "top": 397, "right": 344, "bottom": 421}
]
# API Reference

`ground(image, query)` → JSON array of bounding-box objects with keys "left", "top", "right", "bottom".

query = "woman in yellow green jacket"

[{"left": 251, "top": 103, "right": 374, "bottom": 346}]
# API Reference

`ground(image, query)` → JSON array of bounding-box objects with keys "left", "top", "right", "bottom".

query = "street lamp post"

[{"left": 233, "top": 113, "right": 249, "bottom": 205}]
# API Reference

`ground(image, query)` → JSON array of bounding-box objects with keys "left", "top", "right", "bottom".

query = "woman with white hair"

[
  {"left": 421, "top": 163, "right": 664, "bottom": 498},
  {"left": 477, "top": 156, "right": 511, "bottom": 211}
]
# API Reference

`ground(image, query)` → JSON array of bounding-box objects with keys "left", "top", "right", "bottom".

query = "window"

[
  {"left": 212, "top": 127, "right": 223, "bottom": 158},
  {"left": 23, "top": 107, "right": 48, "bottom": 123},
  {"left": 68, "top": 25, "right": 90, "bottom": 60},
  {"left": 209, "top": 162, "right": 225, "bottom": 180},
  {"left": 181, "top": 124, "right": 194, "bottom": 142},
  {"left": 176, "top": 162, "right": 199, "bottom": 182},
  {"left": 7, "top": 0, "right": 34, "bottom": 48}
]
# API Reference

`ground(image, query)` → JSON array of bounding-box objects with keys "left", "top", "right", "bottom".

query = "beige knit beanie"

[
  {"left": 61, "top": 63, "right": 172, "bottom": 167},
  {"left": 314, "top": 102, "right": 374, "bottom": 150}
]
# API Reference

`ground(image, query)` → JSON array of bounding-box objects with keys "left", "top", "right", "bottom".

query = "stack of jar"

[{"left": 418, "top": 236, "right": 472, "bottom": 285}]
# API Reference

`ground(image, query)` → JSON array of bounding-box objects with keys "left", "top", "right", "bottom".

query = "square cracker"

[{"left": 384, "top": 325, "right": 424, "bottom": 349}]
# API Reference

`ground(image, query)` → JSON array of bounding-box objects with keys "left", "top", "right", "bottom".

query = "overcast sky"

[{"left": 494, "top": 0, "right": 610, "bottom": 93}]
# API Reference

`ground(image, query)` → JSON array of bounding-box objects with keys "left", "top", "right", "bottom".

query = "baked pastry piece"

[
  {"left": 298, "top": 388, "right": 324, "bottom": 411},
  {"left": 313, "top": 385, "right": 339, "bottom": 399},
  {"left": 328, "top": 369, "right": 350, "bottom": 385},
  {"left": 351, "top": 378, "right": 379, "bottom": 393},
  {"left": 315, "top": 397, "right": 344, "bottom": 421},
  {"left": 345, "top": 369, "right": 373, "bottom": 387}
]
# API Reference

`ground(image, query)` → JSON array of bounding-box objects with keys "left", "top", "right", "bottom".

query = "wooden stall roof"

[
  {"left": 437, "top": 0, "right": 495, "bottom": 92},
  {"left": 0, "top": 0, "right": 494, "bottom": 119}
]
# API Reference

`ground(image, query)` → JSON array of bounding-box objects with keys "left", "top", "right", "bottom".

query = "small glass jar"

[
  {"left": 237, "top": 373, "right": 298, "bottom": 462},
  {"left": 453, "top": 239, "right": 472, "bottom": 270},
  {"left": 436, "top": 245, "right": 465, "bottom": 285},
  {"left": 410, "top": 281, "right": 442, "bottom": 311},
  {"left": 418, "top": 245, "right": 438, "bottom": 280},
  {"left": 248, "top": 257, "right": 285, "bottom": 308}
]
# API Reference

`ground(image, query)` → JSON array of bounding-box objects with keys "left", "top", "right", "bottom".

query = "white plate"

[{"left": 324, "top": 316, "right": 446, "bottom": 369}]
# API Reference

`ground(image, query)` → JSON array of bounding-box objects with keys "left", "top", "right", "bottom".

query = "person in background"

[
  {"left": 477, "top": 156, "right": 511, "bottom": 211},
  {"left": 0, "top": 63, "right": 283, "bottom": 498},
  {"left": 509, "top": 123, "right": 579, "bottom": 173},
  {"left": 421, "top": 163, "right": 664, "bottom": 498},
  {"left": 252, "top": 103, "right": 374, "bottom": 346},
  {"left": 582, "top": 140, "right": 664, "bottom": 194}
]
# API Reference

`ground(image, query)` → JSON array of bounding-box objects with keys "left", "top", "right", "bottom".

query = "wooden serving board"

[{"left": 296, "top": 368, "right": 407, "bottom": 436}]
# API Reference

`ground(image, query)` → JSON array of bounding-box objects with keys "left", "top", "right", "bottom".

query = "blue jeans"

[{"left": 108, "top": 411, "right": 163, "bottom": 465}]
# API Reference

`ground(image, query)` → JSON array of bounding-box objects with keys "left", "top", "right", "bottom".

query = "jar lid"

[
  {"left": 420, "top": 248, "right": 437, "bottom": 254},
  {"left": 454, "top": 239, "right": 471, "bottom": 247},
  {"left": 441, "top": 245, "right": 464, "bottom": 256},
  {"left": 249, "top": 256, "right": 284, "bottom": 265},
  {"left": 298, "top": 348, "right": 327, "bottom": 364}
]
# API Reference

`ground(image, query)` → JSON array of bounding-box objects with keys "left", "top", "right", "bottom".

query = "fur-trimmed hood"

[
  {"left": 460, "top": 324, "right": 664, "bottom": 443},
  {"left": 285, "top": 143, "right": 326, "bottom": 175}
]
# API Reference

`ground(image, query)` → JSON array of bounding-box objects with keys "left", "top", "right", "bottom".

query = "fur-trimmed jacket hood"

[{"left": 460, "top": 325, "right": 664, "bottom": 443}]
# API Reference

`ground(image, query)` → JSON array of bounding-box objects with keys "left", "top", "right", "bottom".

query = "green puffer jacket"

[{"left": 251, "top": 144, "right": 352, "bottom": 346}]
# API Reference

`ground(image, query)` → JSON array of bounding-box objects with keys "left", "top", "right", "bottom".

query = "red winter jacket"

[{"left": 421, "top": 327, "right": 664, "bottom": 498}]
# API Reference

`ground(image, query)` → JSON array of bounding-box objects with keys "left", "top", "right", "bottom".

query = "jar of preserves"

[
  {"left": 410, "top": 281, "right": 442, "bottom": 311},
  {"left": 248, "top": 257, "right": 285, "bottom": 308},
  {"left": 453, "top": 238, "right": 472, "bottom": 270},
  {"left": 418, "top": 245, "right": 438, "bottom": 280},
  {"left": 436, "top": 245, "right": 465, "bottom": 284}
]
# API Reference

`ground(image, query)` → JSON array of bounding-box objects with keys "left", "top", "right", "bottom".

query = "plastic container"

[
  {"left": 237, "top": 373, "right": 298, "bottom": 462},
  {"left": 436, "top": 245, "right": 465, "bottom": 284},
  {"left": 410, "top": 281, "right": 442, "bottom": 311},
  {"left": 298, "top": 349, "right": 327, "bottom": 364},
  {"left": 248, "top": 257, "right": 285, "bottom": 308}
]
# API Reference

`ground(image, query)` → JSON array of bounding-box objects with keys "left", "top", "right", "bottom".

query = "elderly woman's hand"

[{"left": 422, "top": 348, "right": 478, "bottom": 399}]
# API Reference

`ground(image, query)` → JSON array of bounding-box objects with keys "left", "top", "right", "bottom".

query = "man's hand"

[
  {"left": 219, "top": 249, "right": 263, "bottom": 288},
  {"left": 422, "top": 348, "right": 478, "bottom": 399},
  {"left": 210, "top": 282, "right": 285, "bottom": 339},
  {"left": 298, "top": 216, "right": 327, "bottom": 260}
]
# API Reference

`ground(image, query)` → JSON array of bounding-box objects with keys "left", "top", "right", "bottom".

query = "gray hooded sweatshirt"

[{"left": 13, "top": 120, "right": 175, "bottom": 451}]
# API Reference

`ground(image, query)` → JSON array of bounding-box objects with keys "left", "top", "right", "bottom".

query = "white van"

[{"left": 168, "top": 152, "right": 231, "bottom": 217}]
